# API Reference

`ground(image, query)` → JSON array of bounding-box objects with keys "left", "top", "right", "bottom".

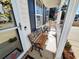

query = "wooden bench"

[
  {"left": 36, "top": 33, "right": 47, "bottom": 49},
  {"left": 28, "top": 32, "right": 47, "bottom": 57}
]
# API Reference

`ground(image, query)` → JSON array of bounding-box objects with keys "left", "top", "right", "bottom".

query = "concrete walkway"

[{"left": 68, "top": 26, "right": 79, "bottom": 59}]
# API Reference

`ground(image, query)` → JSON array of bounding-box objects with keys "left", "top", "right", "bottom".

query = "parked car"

[
  {"left": 74, "top": 14, "right": 79, "bottom": 21},
  {"left": 0, "top": 19, "right": 6, "bottom": 24}
]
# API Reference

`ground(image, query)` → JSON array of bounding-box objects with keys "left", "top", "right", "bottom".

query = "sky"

[{"left": 76, "top": 5, "right": 79, "bottom": 14}]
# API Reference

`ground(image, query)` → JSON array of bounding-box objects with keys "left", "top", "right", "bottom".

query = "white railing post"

[{"left": 55, "top": 0, "right": 79, "bottom": 59}]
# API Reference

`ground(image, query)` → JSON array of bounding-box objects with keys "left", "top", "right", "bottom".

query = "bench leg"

[
  {"left": 39, "top": 49, "right": 42, "bottom": 57},
  {"left": 31, "top": 46, "right": 33, "bottom": 52},
  {"left": 31, "top": 44, "right": 35, "bottom": 52},
  {"left": 31, "top": 44, "right": 43, "bottom": 57},
  {"left": 31, "top": 44, "right": 37, "bottom": 52},
  {"left": 38, "top": 48, "right": 43, "bottom": 57}
]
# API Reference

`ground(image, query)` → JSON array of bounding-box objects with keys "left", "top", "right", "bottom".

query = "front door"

[{"left": 0, "top": 0, "right": 23, "bottom": 59}]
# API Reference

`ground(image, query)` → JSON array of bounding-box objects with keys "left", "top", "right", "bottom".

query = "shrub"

[
  {"left": 65, "top": 41, "right": 72, "bottom": 50},
  {"left": 8, "top": 37, "right": 17, "bottom": 43}
]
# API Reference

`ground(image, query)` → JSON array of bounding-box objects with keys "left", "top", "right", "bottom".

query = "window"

[
  {"left": 36, "top": 16, "right": 41, "bottom": 27},
  {"left": 36, "top": 0, "right": 43, "bottom": 15},
  {"left": 35, "top": 0, "right": 43, "bottom": 28},
  {"left": 0, "top": 0, "right": 23, "bottom": 59}
]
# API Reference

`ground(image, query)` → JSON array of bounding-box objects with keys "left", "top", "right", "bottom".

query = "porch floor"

[
  {"left": 23, "top": 46, "right": 55, "bottom": 59},
  {"left": 22, "top": 20, "right": 56, "bottom": 59}
]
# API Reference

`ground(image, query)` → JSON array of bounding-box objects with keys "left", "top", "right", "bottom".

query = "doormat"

[{"left": 25, "top": 55, "right": 34, "bottom": 59}]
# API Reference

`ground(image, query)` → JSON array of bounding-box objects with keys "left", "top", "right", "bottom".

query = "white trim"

[
  {"left": 17, "top": 47, "right": 31, "bottom": 59},
  {"left": 35, "top": 0, "right": 37, "bottom": 28},
  {"left": 56, "top": 0, "right": 64, "bottom": 46},
  {"left": 35, "top": 14, "right": 43, "bottom": 16},
  {"left": 0, "top": 27, "right": 18, "bottom": 33}
]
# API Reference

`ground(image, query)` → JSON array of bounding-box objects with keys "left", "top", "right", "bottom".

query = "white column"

[
  {"left": 56, "top": 10, "right": 62, "bottom": 46},
  {"left": 56, "top": 0, "right": 64, "bottom": 46},
  {"left": 56, "top": 0, "right": 64, "bottom": 24},
  {"left": 55, "top": 0, "right": 79, "bottom": 59},
  {"left": 56, "top": 10, "right": 62, "bottom": 24}
]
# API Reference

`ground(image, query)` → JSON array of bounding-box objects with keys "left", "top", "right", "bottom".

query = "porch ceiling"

[{"left": 41, "top": 0, "right": 61, "bottom": 8}]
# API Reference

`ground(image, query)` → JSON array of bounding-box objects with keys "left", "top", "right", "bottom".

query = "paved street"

[{"left": 68, "top": 26, "right": 79, "bottom": 59}]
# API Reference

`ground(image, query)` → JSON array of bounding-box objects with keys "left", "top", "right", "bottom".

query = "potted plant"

[
  {"left": 63, "top": 41, "right": 76, "bottom": 59},
  {"left": 8, "top": 37, "right": 17, "bottom": 43},
  {"left": 64, "top": 41, "right": 72, "bottom": 51}
]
